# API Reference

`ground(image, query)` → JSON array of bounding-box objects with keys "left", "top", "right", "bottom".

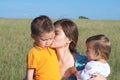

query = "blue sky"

[{"left": 0, "top": 0, "right": 120, "bottom": 20}]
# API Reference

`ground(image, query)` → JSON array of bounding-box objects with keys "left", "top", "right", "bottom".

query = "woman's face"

[{"left": 51, "top": 26, "right": 70, "bottom": 48}]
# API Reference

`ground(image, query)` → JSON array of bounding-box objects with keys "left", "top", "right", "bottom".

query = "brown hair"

[
  {"left": 86, "top": 34, "right": 111, "bottom": 60},
  {"left": 31, "top": 15, "right": 54, "bottom": 36},
  {"left": 54, "top": 19, "right": 78, "bottom": 53}
]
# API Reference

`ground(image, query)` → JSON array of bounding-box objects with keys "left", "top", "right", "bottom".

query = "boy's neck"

[{"left": 34, "top": 43, "right": 48, "bottom": 49}]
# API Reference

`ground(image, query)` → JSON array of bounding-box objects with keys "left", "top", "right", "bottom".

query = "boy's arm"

[{"left": 27, "top": 69, "right": 34, "bottom": 80}]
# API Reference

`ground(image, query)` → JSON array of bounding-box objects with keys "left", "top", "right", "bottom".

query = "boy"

[{"left": 27, "top": 15, "right": 60, "bottom": 80}]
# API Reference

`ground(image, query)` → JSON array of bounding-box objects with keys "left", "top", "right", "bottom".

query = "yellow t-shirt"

[{"left": 27, "top": 45, "right": 60, "bottom": 80}]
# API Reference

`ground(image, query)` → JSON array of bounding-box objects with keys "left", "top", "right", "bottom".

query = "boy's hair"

[
  {"left": 31, "top": 15, "right": 54, "bottom": 36},
  {"left": 86, "top": 34, "right": 111, "bottom": 60}
]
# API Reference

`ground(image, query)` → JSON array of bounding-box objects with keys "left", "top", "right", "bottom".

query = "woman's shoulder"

[
  {"left": 75, "top": 52, "right": 88, "bottom": 60},
  {"left": 74, "top": 52, "right": 88, "bottom": 71},
  {"left": 74, "top": 52, "right": 88, "bottom": 63}
]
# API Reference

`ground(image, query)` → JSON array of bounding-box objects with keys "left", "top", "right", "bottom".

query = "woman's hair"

[
  {"left": 86, "top": 34, "right": 111, "bottom": 60},
  {"left": 31, "top": 15, "right": 54, "bottom": 36},
  {"left": 54, "top": 19, "right": 79, "bottom": 53}
]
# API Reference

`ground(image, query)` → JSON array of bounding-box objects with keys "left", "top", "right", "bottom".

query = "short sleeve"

[{"left": 27, "top": 49, "right": 38, "bottom": 69}]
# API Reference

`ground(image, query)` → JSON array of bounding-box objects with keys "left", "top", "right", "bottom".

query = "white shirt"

[{"left": 77, "top": 61, "right": 110, "bottom": 80}]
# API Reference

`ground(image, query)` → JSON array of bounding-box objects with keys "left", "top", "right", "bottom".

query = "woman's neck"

[
  {"left": 56, "top": 47, "right": 72, "bottom": 63},
  {"left": 56, "top": 47, "right": 75, "bottom": 78}
]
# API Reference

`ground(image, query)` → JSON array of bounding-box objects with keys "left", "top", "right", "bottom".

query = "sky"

[{"left": 0, "top": 0, "right": 120, "bottom": 20}]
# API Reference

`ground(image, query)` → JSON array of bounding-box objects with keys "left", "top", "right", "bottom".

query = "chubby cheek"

[
  {"left": 87, "top": 55, "right": 92, "bottom": 60},
  {"left": 86, "top": 53, "right": 90, "bottom": 59}
]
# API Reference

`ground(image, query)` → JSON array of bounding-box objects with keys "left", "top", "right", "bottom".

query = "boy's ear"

[{"left": 31, "top": 34, "right": 35, "bottom": 39}]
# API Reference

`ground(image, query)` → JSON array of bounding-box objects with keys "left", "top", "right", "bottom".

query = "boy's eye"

[
  {"left": 42, "top": 39, "right": 48, "bottom": 41},
  {"left": 41, "top": 39, "right": 46, "bottom": 41},
  {"left": 41, "top": 38, "right": 53, "bottom": 41},
  {"left": 55, "top": 31, "right": 59, "bottom": 35},
  {"left": 40, "top": 38, "right": 48, "bottom": 41},
  {"left": 55, "top": 32, "right": 58, "bottom": 35}
]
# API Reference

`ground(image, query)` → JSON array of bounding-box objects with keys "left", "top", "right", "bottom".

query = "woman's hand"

[{"left": 63, "top": 66, "right": 78, "bottom": 78}]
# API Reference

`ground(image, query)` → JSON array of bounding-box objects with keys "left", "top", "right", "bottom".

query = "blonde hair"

[{"left": 86, "top": 34, "right": 111, "bottom": 60}]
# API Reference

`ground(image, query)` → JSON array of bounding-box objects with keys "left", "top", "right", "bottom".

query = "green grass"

[{"left": 0, "top": 18, "right": 120, "bottom": 80}]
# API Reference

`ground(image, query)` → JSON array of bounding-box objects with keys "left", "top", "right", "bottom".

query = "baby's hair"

[{"left": 86, "top": 34, "right": 111, "bottom": 60}]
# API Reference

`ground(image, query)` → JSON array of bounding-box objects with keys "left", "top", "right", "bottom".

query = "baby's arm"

[{"left": 88, "top": 73, "right": 107, "bottom": 80}]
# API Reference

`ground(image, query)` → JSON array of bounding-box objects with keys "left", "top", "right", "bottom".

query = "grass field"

[{"left": 0, "top": 18, "right": 120, "bottom": 80}]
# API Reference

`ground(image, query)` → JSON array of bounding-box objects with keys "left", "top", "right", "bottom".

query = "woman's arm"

[{"left": 27, "top": 69, "right": 34, "bottom": 80}]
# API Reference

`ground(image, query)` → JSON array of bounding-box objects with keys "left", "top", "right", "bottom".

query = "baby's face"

[{"left": 86, "top": 42, "right": 97, "bottom": 60}]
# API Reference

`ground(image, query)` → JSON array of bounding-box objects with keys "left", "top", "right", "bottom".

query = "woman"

[{"left": 51, "top": 19, "right": 88, "bottom": 80}]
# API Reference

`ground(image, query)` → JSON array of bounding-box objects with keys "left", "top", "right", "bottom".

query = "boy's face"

[{"left": 33, "top": 31, "right": 55, "bottom": 48}]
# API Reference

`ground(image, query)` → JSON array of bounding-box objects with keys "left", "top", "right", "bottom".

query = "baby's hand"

[{"left": 88, "top": 73, "right": 107, "bottom": 80}]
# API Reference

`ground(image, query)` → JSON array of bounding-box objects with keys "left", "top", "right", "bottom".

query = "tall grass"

[{"left": 0, "top": 18, "right": 120, "bottom": 80}]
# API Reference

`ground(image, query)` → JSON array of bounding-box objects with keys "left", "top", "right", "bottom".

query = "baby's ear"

[
  {"left": 95, "top": 49, "right": 102, "bottom": 60},
  {"left": 96, "top": 49, "right": 101, "bottom": 56}
]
